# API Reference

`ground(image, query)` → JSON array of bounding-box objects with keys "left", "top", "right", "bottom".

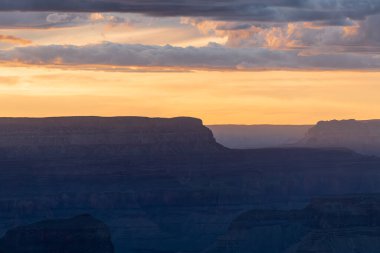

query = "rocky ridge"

[{"left": 206, "top": 195, "right": 380, "bottom": 253}]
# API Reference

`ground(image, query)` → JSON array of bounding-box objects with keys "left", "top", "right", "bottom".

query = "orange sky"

[{"left": 1, "top": 65, "right": 379, "bottom": 124}]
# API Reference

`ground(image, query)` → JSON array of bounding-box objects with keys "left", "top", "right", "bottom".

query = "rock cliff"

[
  {"left": 0, "top": 117, "right": 223, "bottom": 159},
  {"left": 298, "top": 119, "right": 380, "bottom": 156},
  {"left": 206, "top": 195, "right": 380, "bottom": 253}
]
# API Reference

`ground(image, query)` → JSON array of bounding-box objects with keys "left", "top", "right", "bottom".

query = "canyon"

[{"left": 0, "top": 117, "right": 380, "bottom": 252}]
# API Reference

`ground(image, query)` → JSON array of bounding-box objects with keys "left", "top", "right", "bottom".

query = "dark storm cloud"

[
  {"left": 0, "top": 0, "right": 380, "bottom": 22},
  {"left": 1, "top": 42, "right": 379, "bottom": 70},
  {"left": 0, "top": 12, "right": 130, "bottom": 29}
]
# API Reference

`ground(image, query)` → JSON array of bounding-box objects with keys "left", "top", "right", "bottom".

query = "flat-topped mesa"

[
  {"left": 297, "top": 119, "right": 380, "bottom": 156},
  {"left": 0, "top": 214, "right": 114, "bottom": 253},
  {"left": 0, "top": 117, "right": 224, "bottom": 158}
]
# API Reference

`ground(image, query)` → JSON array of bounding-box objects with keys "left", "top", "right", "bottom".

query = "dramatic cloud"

[
  {"left": 0, "top": 42, "right": 379, "bottom": 70},
  {"left": 0, "top": 0, "right": 380, "bottom": 23},
  {"left": 0, "top": 34, "right": 31, "bottom": 45},
  {"left": 0, "top": 12, "right": 130, "bottom": 29},
  {"left": 183, "top": 14, "right": 380, "bottom": 53},
  {"left": 0, "top": 1, "right": 378, "bottom": 71}
]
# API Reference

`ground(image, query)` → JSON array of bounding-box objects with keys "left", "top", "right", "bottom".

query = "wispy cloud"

[
  {"left": 0, "top": 34, "right": 31, "bottom": 45},
  {"left": 0, "top": 76, "right": 20, "bottom": 85},
  {"left": 1, "top": 42, "right": 379, "bottom": 70}
]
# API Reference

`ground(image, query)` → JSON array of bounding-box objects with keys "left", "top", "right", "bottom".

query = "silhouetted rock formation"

[
  {"left": 209, "top": 125, "right": 310, "bottom": 149},
  {"left": 206, "top": 195, "right": 380, "bottom": 253},
  {"left": 0, "top": 214, "right": 114, "bottom": 253},
  {"left": 0, "top": 117, "right": 380, "bottom": 252},
  {"left": 298, "top": 119, "right": 380, "bottom": 156},
  {"left": 0, "top": 117, "right": 223, "bottom": 159}
]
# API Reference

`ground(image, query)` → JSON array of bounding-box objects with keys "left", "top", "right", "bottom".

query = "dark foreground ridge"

[
  {"left": 0, "top": 214, "right": 114, "bottom": 253},
  {"left": 1, "top": 117, "right": 380, "bottom": 252},
  {"left": 208, "top": 195, "right": 380, "bottom": 253}
]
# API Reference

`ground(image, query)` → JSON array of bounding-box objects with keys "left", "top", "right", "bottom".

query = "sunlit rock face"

[
  {"left": 206, "top": 195, "right": 380, "bottom": 253},
  {"left": 0, "top": 214, "right": 114, "bottom": 253},
  {"left": 298, "top": 119, "right": 380, "bottom": 156}
]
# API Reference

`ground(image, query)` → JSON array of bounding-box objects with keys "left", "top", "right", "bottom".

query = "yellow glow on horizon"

[{"left": 1, "top": 65, "right": 380, "bottom": 125}]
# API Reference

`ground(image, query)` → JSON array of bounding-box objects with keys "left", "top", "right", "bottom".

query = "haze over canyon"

[
  {"left": 0, "top": 116, "right": 379, "bottom": 252},
  {"left": 1, "top": 0, "right": 380, "bottom": 252}
]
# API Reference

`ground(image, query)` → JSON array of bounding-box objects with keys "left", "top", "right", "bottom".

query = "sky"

[{"left": 0, "top": 0, "right": 380, "bottom": 124}]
